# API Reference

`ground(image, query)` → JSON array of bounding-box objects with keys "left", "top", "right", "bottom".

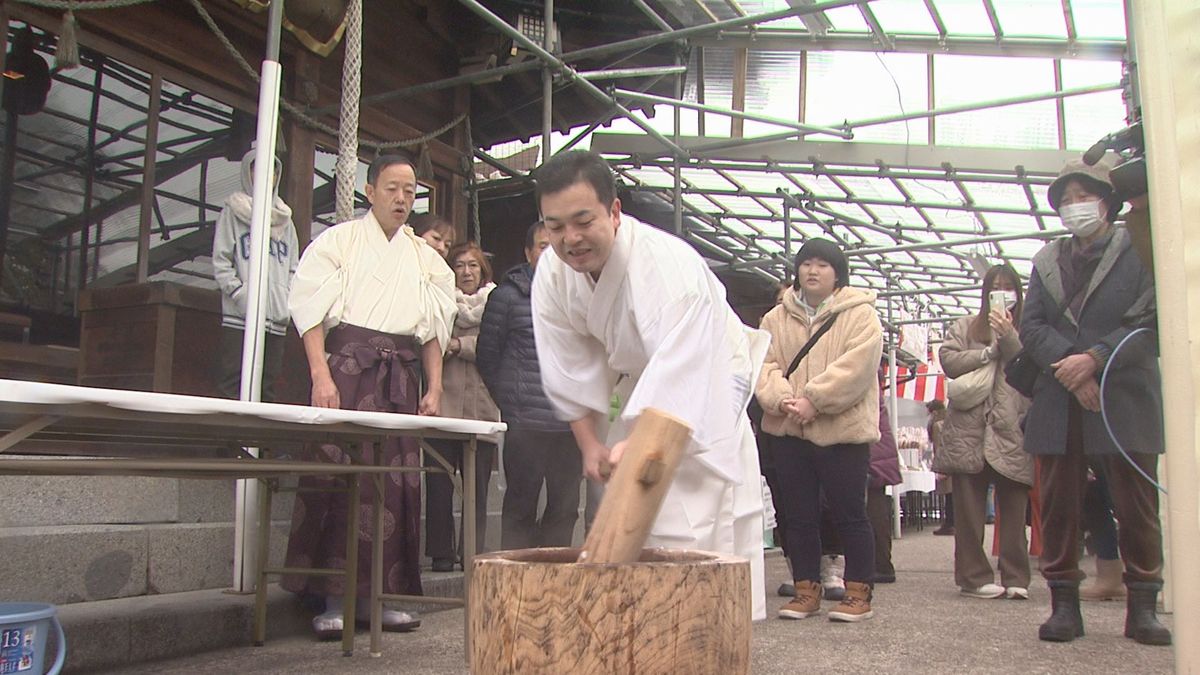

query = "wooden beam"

[{"left": 137, "top": 73, "right": 163, "bottom": 283}]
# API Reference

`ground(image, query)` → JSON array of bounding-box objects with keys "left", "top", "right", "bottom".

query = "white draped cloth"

[{"left": 532, "top": 215, "right": 768, "bottom": 620}]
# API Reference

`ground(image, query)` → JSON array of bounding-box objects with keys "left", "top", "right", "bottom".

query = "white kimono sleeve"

[
  {"left": 288, "top": 228, "right": 346, "bottom": 335},
  {"left": 531, "top": 269, "right": 615, "bottom": 422},
  {"left": 413, "top": 245, "right": 458, "bottom": 350},
  {"left": 622, "top": 289, "right": 748, "bottom": 462}
]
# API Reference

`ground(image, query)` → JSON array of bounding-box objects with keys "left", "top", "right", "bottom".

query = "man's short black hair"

[
  {"left": 533, "top": 150, "right": 616, "bottom": 207},
  {"left": 524, "top": 221, "right": 546, "bottom": 250},
  {"left": 367, "top": 153, "right": 416, "bottom": 186}
]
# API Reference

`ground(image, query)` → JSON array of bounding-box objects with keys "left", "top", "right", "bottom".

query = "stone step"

[
  {"left": 0, "top": 468, "right": 297, "bottom": 528},
  {"left": 0, "top": 522, "right": 291, "bottom": 605}
]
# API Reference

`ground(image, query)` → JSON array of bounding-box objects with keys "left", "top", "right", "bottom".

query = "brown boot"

[
  {"left": 1080, "top": 558, "right": 1126, "bottom": 601},
  {"left": 778, "top": 580, "right": 822, "bottom": 619},
  {"left": 828, "top": 581, "right": 874, "bottom": 622}
]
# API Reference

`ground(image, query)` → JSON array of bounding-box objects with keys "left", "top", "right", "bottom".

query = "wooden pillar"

[
  {"left": 283, "top": 50, "right": 319, "bottom": 248},
  {"left": 1129, "top": 0, "right": 1200, "bottom": 669},
  {"left": 731, "top": 48, "right": 748, "bottom": 138}
]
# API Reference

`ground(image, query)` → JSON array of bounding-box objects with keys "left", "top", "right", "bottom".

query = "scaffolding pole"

[
  {"left": 631, "top": 82, "right": 1121, "bottom": 159},
  {"left": 455, "top": 0, "right": 688, "bottom": 158},
  {"left": 541, "top": 0, "right": 554, "bottom": 161},
  {"left": 613, "top": 88, "right": 851, "bottom": 139}
]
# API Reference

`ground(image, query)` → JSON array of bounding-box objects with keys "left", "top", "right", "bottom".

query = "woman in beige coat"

[
  {"left": 424, "top": 241, "right": 501, "bottom": 571},
  {"left": 756, "top": 238, "right": 883, "bottom": 623},
  {"left": 937, "top": 264, "right": 1032, "bottom": 600}
]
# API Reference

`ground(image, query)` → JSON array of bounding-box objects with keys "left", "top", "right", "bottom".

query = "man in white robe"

[
  {"left": 283, "top": 154, "right": 457, "bottom": 638},
  {"left": 530, "top": 150, "right": 768, "bottom": 620}
]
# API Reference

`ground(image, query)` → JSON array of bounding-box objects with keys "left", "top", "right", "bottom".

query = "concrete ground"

[{"left": 106, "top": 528, "right": 1174, "bottom": 674}]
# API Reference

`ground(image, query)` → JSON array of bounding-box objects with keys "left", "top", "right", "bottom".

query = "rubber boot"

[
  {"left": 1038, "top": 581, "right": 1084, "bottom": 642},
  {"left": 1080, "top": 558, "right": 1125, "bottom": 601},
  {"left": 1124, "top": 581, "right": 1172, "bottom": 646}
]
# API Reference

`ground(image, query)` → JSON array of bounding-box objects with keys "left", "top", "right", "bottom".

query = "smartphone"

[{"left": 989, "top": 290, "right": 1008, "bottom": 312}]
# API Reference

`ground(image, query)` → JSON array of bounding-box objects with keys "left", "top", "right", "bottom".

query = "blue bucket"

[{"left": 0, "top": 603, "right": 65, "bottom": 675}]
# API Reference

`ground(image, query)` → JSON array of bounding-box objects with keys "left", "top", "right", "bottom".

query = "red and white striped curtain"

[{"left": 896, "top": 348, "right": 945, "bottom": 403}]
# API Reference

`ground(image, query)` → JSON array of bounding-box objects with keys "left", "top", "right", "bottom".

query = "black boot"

[
  {"left": 1039, "top": 581, "right": 1084, "bottom": 642},
  {"left": 1124, "top": 581, "right": 1172, "bottom": 646}
]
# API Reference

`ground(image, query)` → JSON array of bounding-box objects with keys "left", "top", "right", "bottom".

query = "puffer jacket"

[
  {"left": 756, "top": 286, "right": 884, "bottom": 447},
  {"left": 477, "top": 264, "right": 567, "bottom": 432},
  {"left": 936, "top": 315, "right": 1033, "bottom": 486}
]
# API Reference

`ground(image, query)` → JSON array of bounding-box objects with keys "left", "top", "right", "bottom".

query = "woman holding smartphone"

[{"left": 936, "top": 264, "right": 1033, "bottom": 600}]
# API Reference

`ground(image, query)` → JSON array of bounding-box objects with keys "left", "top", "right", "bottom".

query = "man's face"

[
  {"left": 539, "top": 181, "right": 620, "bottom": 277},
  {"left": 365, "top": 163, "right": 417, "bottom": 231},
  {"left": 524, "top": 227, "right": 551, "bottom": 269}
]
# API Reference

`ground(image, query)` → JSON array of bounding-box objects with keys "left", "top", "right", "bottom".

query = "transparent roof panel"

[
  {"left": 992, "top": 0, "right": 1067, "bottom": 38},
  {"left": 869, "top": 0, "right": 941, "bottom": 35},
  {"left": 1073, "top": 0, "right": 1128, "bottom": 39},
  {"left": 1063, "top": 91, "right": 1128, "bottom": 151},
  {"left": 824, "top": 5, "right": 870, "bottom": 32},
  {"left": 931, "top": 0, "right": 996, "bottom": 36},
  {"left": 808, "top": 52, "right": 929, "bottom": 144}
]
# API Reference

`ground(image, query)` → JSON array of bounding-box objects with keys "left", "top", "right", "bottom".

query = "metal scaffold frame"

[{"left": 463, "top": 0, "right": 1132, "bottom": 333}]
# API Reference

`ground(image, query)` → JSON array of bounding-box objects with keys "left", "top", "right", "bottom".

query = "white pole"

[
  {"left": 1130, "top": 1, "right": 1200, "bottom": 670},
  {"left": 233, "top": 0, "right": 285, "bottom": 593},
  {"left": 890, "top": 346, "right": 902, "bottom": 540}
]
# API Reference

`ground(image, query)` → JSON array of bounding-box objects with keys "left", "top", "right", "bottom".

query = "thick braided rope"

[
  {"left": 334, "top": 0, "right": 361, "bottom": 223},
  {"left": 466, "top": 116, "right": 480, "bottom": 241}
]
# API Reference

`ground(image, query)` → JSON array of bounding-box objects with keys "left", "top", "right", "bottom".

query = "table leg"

[
  {"left": 370, "top": 465, "right": 384, "bottom": 657},
  {"left": 252, "top": 477, "right": 273, "bottom": 646},
  {"left": 462, "top": 437, "right": 476, "bottom": 663},
  {"left": 342, "top": 473, "right": 360, "bottom": 657}
]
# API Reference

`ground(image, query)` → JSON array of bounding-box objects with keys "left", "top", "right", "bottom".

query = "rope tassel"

[
  {"left": 416, "top": 142, "right": 434, "bottom": 182},
  {"left": 56, "top": 8, "right": 81, "bottom": 71}
]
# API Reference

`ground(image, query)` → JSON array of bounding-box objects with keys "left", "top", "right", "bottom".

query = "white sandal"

[
  {"left": 354, "top": 607, "right": 421, "bottom": 632},
  {"left": 312, "top": 611, "right": 344, "bottom": 641}
]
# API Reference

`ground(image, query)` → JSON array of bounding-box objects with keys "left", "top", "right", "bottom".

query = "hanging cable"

[{"left": 1098, "top": 326, "right": 1167, "bottom": 494}]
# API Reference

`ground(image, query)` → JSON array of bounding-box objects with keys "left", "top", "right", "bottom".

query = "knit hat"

[{"left": 793, "top": 238, "right": 850, "bottom": 290}]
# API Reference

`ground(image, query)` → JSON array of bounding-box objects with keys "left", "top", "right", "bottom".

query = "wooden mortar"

[{"left": 469, "top": 547, "right": 750, "bottom": 675}]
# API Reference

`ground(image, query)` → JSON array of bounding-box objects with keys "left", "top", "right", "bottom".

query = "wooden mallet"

[{"left": 577, "top": 407, "right": 692, "bottom": 564}]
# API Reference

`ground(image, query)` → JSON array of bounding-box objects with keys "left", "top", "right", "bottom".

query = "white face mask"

[
  {"left": 1001, "top": 291, "right": 1017, "bottom": 309},
  {"left": 1059, "top": 201, "right": 1106, "bottom": 238}
]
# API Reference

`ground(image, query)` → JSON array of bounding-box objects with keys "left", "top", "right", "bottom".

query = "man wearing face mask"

[{"left": 1019, "top": 157, "right": 1168, "bottom": 646}]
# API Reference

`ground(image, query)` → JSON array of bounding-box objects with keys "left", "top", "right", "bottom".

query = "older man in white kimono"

[
  {"left": 282, "top": 154, "right": 457, "bottom": 638},
  {"left": 530, "top": 150, "right": 768, "bottom": 620}
]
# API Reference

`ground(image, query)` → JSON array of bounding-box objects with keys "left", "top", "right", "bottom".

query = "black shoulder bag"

[
  {"left": 786, "top": 314, "right": 838, "bottom": 378},
  {"left": 1004, "top": 283, "right": 1086, "bottom": 398}
]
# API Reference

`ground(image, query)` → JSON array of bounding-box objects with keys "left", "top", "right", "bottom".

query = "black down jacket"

[{"left": 477, "top": 263, "right": 568, "bottom": 432}]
